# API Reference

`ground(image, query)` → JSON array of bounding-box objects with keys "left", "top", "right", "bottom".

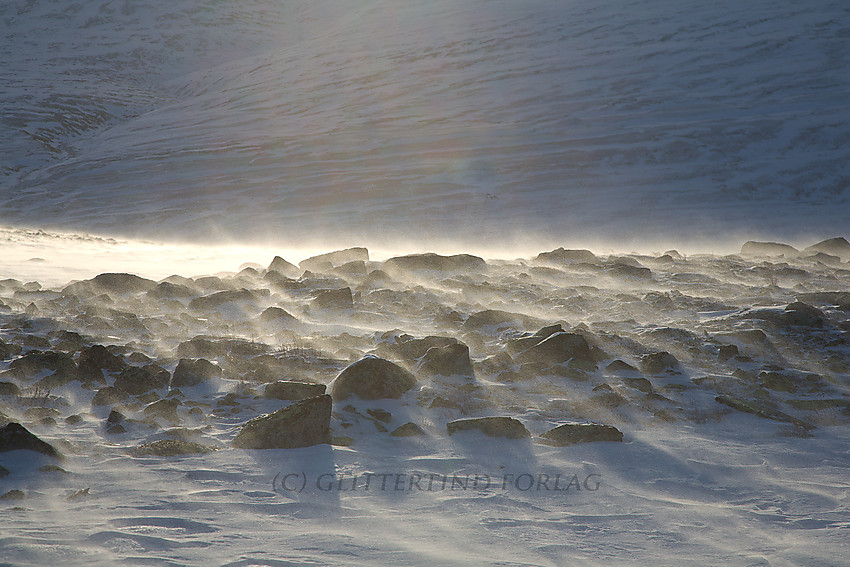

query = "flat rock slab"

[
  {"left": 233, "top": 394, "right": 332, "bottom": 449},
  {"left": 540, "top": 423, "right": 624, "bottom": 446},
  {"left": 447, "top": 417, "right": 530, "bottom": 439},
  {"left": 264, "top": 381, "right": 327, "bottom": 401},
  {"left": 330, "top": 356, "right": 416, "bottom": 401}
]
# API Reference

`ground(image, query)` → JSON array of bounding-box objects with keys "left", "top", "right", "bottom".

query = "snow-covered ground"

[{"left": 1, "top": 1, "right": 849, "bottom": 565}]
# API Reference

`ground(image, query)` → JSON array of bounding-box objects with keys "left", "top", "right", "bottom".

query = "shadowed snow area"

[{"left": 1, "top": 0, "right": 849, "bottom": 247}]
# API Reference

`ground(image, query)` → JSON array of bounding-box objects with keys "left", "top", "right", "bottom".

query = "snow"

[{"left": 1, "top": 0, "right": 849, "bottom": 565}]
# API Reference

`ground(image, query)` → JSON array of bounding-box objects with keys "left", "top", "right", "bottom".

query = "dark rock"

[
  {"left": 718, "top": 344, "right": 739, "bottom": 361},
  {"left": 1, "top": 489, "right": 26, "bottom": 500},
  {"left": 740, "top": 241, "right": 800, "bottom": 258},
  {"left": 366, "top": 408, "right": 392, "bottom": 423},
  {"left": 624, "top": 377, "right": 654, "bottom": 394},
  {"left": 447, "top": 417, "right": 530, "bottom": 439},
  {"left": 78, "top": 345, "right": 126, "bottom": 373},
  {"left": 606, "top": 360, "right": 639, "bottom": 373},
  {"left": 795, "top": 292, "right": 850, "bottom": 311},
  {"left": 514, "top": 332, "right": 593, "bottom": 366},
  {"left": 312, "top": 287, "right": 353, "bottom": 310},
  {"left": 9, "top": 351, "right": 77, "bottom": 379},
  {"left": 786, "top": 399, "right": 850, "bottom": 411},
  {"left": 263, "top": 381, "right": 327, "bottom": 401},
  {"left": 300, "top": 248, "right": 369, "bottom": 272},
  {"left": 107, "top": 410, "right": 125, "bottom": 424},
  {"left": 715, "top": 395, "right": 813, "bottom": 429},
  {"left": 92, "top": 386, "right": 130, "bottom": 406},
  {"left": 143, "top": 399, "right": 182, "bottom": 424},
  {"left": 330, "top": 357, "right": 417, "bottom": 401},
  {"left": 640, "top": 352, "right": 679, "bottom": 374},
  {"left": 232, "top": 394, "right": 332, "bottom": 449},
  {"left": 268, "top": 256, "right": 301, "bottom": 278},
  {"left": 171, "top": 358, "right": 222, "bottom": 388},
  {"left": 0, "top": 464, "right": 8, "bottom": 478},
  {"left": 377, "top": 335, "right": 459, "bottom": 361},
  {"left": 783, "top": 302, "right": 827, "bottom": 328},
  {"left": 0, "top": 339, "right": 22, "bottom": 360},
  {"left": 540, "top": 422, "right": 624, "bottom": 446},
  {"left": 106, "top": 424, "right": 126, "bottom": 434},
  {"left": 65, "top": 414, "right": 83, "bottom": 425},
  {"left": 114, "top": 365, "right": 170, "bottom": 395},
  {"left": 418, "top": 343, "right": 474, "bottom": 378},
  {"left": 0, "top": 422, "right": 61, "bottom": 458},
  {"left": 0, "top": 381, "right": 20, "bottom": 396},
  {"left": 176, "top": 337, "right": 227, "bottom": 358},
  {"left": 461, "top": 309, "right": 544, "bottom": 332},
  {"left": 534, "top": 248, "right": 598, "bottom": 265},
  {"left": 382, "top": 253, "right": 486, "bottom": 275},
  {"left": 608, "top": 263, "right": 652, "bottom": 279},
  {"left": 506, "top": 324, "right": 565, "bottom": 355},
  {"left": 129, "top": 439, "right": 215, "bottom": 457},
  {"left": 390, "top": 422, "right": 426, "bottom": 437},
  {"left": 759, "top": 371, "right": 797, "bottom": 393}
]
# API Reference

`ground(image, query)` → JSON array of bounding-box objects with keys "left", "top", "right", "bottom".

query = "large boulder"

[
  {"left": 78, "top": 345, "right": 126, "bottom": 373},
  {"left": 540, "top": 422, "right": 623, "bottom": 446},
  {"left": 640, "top": 352, "right": 680, "bottom": 374},
  {"left": 232, "top": 395, "right": 332, "bottom": 449},
  {"left": 382, "top": 253, "right": 486, "bottom": 275},
  {"left": 534, "top": 248, "right": 598, "bottom": 265},
  {"left": 418, "top": 343, "right": 474, "bottom": 378},
  {"left": 311, "top": 287, "right": 353, "bottom": 310},
  {"left": 447, "top": 417, "right": 530, "bottom": 439},
  {"left": 64, "top": 273, "right": 157, "bottom": 296},
  {"left": 114, "top": 365, "right": 171, "bottom": 395},
  {"left": 0, "top": 422, "right": 62, "bottom": 458},
  {"left": 300, "top": 248, "right": 369, "bottom": 272},
  {"left": 740, "top": 241, "right": 800, "bottom": 258},
  {"left": 514, "top": 332, "right": 593, "bottom": 366},
  {"left": 171, "top": 358, "right": 222, "bottom": 388},
  {"left": 330, "top": 356, "right": 417, "bottom": 401},
  {"left": 804, "top": 237, "right": 850, "bottom": 261}
]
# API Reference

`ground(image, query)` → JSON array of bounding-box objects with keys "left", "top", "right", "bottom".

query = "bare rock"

[
  {"left": 0, "top": 422, "right": 62, "bottom": 458},
  {"left": 514, "top": 332, "right": 594, "bottom": 366},
  {"left": 300, "top": 248, "right": 369, "bottom": 272},
  {"left": 540, "top": 422, "right": 623, "bottom": 446},
  {"left": 114, "top": 365, "right": 170, "bottom": 395},
  {"left": 534, "top": 248, "right": 598, "bottom": 265},
  {"left": 740, "top": 241, "right": 800, "bottom": 258},
  {"left": 171, "top": 358, "right": 222, "bottom": 388},
  {"left": 129, "top": 439, "right": 215, "bottom": 457},
  {"left": 804, "top": 237, "right": 850, "bottom": 260},
  {"left": 330, "top": 356, "right": 417, "bottom": 401},
  {"left": 418, "top": 343, "right": 474, "bottom": 378},
  {"left": 640, "top": 352, "right": 680, "bottom": 374},
  {"left": 232, "top": 394, "right": 332, "bottom": 449},
  {"left": 447, "top": 417, "right": 530, "bottom": 439},
  {"left": 390, "top": 422, "right": 426, "bottom": 437},
  {"left": 92, "top": 386, "right": 130, "bottom": 406}
]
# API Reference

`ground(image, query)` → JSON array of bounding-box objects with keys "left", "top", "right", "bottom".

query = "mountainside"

[{"left": 1, "top": 0, "right": 849, "bottom": 248}]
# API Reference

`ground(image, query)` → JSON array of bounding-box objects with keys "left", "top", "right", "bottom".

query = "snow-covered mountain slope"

[{"left": 2, "top": 0, "right": 849, "bottom": 248}]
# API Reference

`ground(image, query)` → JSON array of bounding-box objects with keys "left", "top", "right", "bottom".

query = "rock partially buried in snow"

[
  {"left": 540, "top": 422, "right": 624, "bottom": 446},
  {"left": 0, "top": 422, "right": 62, "bottom": 458},
  {"left": 267, "top": 256, "right": 301, "bottom": 278},
  {"left": 390, "top": 422, "right": 426, "bottom": 437},
  {"left": 171, "top": 358, "right": 222, "bottom": 388},
  {"left": 299, "top": 247, "right": 369, "bottom": 272},
  {"left": 129, "top": 439, "right": 215, "bottom": 457},
  {"left": 114, "top": 364, "right": 170, "bottom": 395},
  {"left": 417, "top": 343, "right": 474, "bottom": 378},
  {"left": 447, "top": 417, "right": 530, "bottom": 439},
  {"left": 232, "top": 394, "right": 332, "bottom": 449},
  {"left": 740, "top": 241, "right": 800, "bottom": 258},
  {"left": 514, "top": 332, "right": 594, "bottom": 366},
  {"left": 803, "top": 236, "right": 850, "bottom": 261},
  {"left": 330, "top": 356, "right": 417, "bottom": 401}
]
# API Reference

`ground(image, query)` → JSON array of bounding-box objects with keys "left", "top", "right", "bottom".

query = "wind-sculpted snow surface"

[
  {"left": 1, "top": 0, "right": 849, "bottom": 246},
  {"left": 0, "top": 240, "right": 849, "bottom": 565}
]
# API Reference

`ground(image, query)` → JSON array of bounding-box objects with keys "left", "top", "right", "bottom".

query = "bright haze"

[{"left": 1, "top": 0, "right": 848, "bottom": 254}]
